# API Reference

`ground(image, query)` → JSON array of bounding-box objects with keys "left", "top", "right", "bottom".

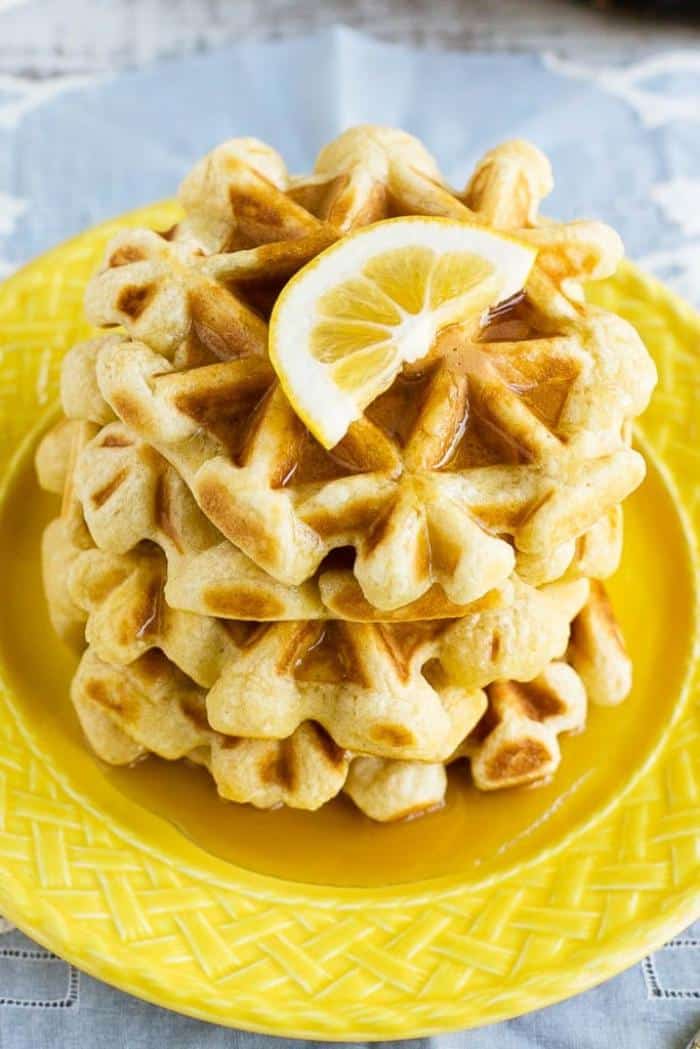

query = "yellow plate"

[{"left": 0, "top": 203, "right": 698, "bottom": 1040}]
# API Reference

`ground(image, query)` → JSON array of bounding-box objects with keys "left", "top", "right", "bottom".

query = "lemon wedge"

[{"left": 269, "top": 217, "right": 536, "bottom": 448}]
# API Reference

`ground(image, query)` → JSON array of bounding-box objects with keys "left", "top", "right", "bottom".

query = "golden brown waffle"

[
  {"left": 70, "top": 646, "right": 587, "bottom": 818},
  {"left": 85, "top": 329, "right": 649, "bottom": 614},
  {"left": 36, "top": 127, "right": 646, "bottom": 822},
  {"left": 71, "top": 577, "right": 631, "bottom": 819},
  {"left": 60, "top": 327, "right": 633, "bottom": 612},
  {"left": 73, "top": 417, "right": 505, "bottom": 621},
  {"left": 458, "top": 577, "right": 631, "bottom": 791},
  {"left": 290, "top": 130, "right": 625, "bottom": 321},
  {"left": 203, "top": 577, "right": 589, "bottom": 759},
  {"left": 460, "top": 662, "right": 587, "bottom": 790},
  {"left": 348, "top": 656, "right": 592, "bottom": 815},
  {"left": 73, "top": 647, "right": 438, "bottom": 818},
  {"left": 38, "top": 416, "right": 618, "bottom": 622},
  {"left": 68, "top": 546, "right": 239, "bottom": 686},
  {"left": 349, "top": 580, "right": 632, "bottom": 814},
  {"left": 67, "top": 541, "right": 487, "bottom": 762},
  {"left": 41, "top": 418, "right": 630, "bottom": 815},
  {"left": 568, "top": 579, "right": 632, "bottom": 704},
  {"left": 77, "top": 128, "right": 656, "bottom": 616},
  {"left": 64, "top": 530, "right": 589, "bottom": 761},
  {"left": 37, "top": 420, "right": 591, "bottom": 764},
  {"left": 71, "top": 648, "right": 352, "bottom": 812}
]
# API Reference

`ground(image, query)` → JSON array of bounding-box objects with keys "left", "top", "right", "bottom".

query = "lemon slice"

[{"left": 269, "top": 216, "right": 536, "bottom": 448}]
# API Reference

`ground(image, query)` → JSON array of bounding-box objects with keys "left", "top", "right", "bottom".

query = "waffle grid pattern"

[{"left": 0, "top": 205, "right": 697, "bottom": 1037}]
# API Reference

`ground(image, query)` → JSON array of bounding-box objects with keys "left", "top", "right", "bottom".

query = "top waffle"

[{"left": 70, "top": 127, "right": 655, "bottom": 617}]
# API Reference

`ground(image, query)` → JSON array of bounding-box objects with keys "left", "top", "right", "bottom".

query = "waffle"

[
  {"left": 40, "top": 428, "right": 629, "bottom": 816},
  {"left": 42, "top": 407, "right": 621, "bottom": 623},
  {"left": 460, "top": 661, "right": 587, "bottom": 790},
  {"left": 77, "top": 415, "right": 517, "bottom": 623},
  {"left": 568, "top": 579, "right": 632, "bottom": 705},
  {"left": 66, "top": 531, "right": 591, "bottom": 755},
  {"left": 66, "top": 534, "right": 588, "bottom": 761},
  {"left": 77, "top": 127, "right": 656, "bottom": 616},
  {"left": 37, "top": 417, "right": 593, "bottom": 764},
  {"left": 37, "top": 416, "right": 508, "bottom": 622},
  {"left": 348, "top": 657, "right": 591, "bottom": 815},
  {"left": 84, "top": 330, "right": 648, "bottom": 614},
  {"left": 69, "top": 647, "right": 588, "bottom": 818},
  {"left": 72, "top": 648, "right": 351, "bottom": 812},
  {"left": 36, "top": 126, "right": 648, "bottom": 822},
  {"left": 65, "top": 542, "right": 484, "bottom": 762},
  {"left": 71, "top": 578, "right": 630, "bottom": 819}
]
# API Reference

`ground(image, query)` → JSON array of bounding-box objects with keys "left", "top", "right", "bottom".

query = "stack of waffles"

[{"left": 36, "top": 127, "right": 656, "bottom": 821}]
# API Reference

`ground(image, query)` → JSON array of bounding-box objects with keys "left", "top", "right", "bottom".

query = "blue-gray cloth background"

[{"left": 0, "top": 27, "right": 698, "bottom": 1049}]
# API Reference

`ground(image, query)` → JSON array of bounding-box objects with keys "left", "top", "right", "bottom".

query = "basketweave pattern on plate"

[{"left": 0, "top": 204, "right": 697, "bottom": 1037}]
